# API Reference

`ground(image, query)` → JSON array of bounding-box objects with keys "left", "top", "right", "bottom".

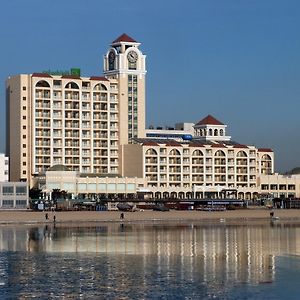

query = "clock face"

[
  {"left": 108, "top": 51, "right": 115, "bottom": 63},
  {"left": 127, "top": 51, "right": 138, "bottom": 63}
]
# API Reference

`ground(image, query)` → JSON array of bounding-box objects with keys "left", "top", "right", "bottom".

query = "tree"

[{"left": 29, "top": 187, "right": 43, "bottom": 200}]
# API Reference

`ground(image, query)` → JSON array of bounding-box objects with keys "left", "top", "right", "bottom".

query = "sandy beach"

[{"left": 1, "top": 208, "right": 300, "bottom": 225}]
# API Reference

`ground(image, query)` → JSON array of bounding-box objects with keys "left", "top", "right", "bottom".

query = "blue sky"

[{"left": 0, "top": 0, "right": 299, "bottom": 172}]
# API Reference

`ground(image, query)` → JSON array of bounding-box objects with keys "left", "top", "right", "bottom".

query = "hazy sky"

[{"left": 0, "top": 0, "right": 299, "bottom": 172}]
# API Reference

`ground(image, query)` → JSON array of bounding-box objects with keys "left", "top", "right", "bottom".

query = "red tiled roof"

[
  {"left": 113, "top": 33, "right": 137, "bottom": 43},
  {"left": 258, "top": 148, "right": 273, "bottom": 152},
  {"left": 165, "top": 141, "right": 182, "bottom": 147},
  {"left": 61, "top": 75, "right": 81, "bottom": 79},
  {"left": 142, "top": 141, "right": 159, "bottom": 146},
  {"left": 189, "top": 143, "right": 205, "bottom": 147},
  {"left": 90, "top": 76, "right": 109, "bottom": 81},
  {"left": 211, "top": 143, "right": 227, "bottom": 148},
  {"left": 233, "top": 144, "right": 248, "bottom": 149},
  {"left": 196, "top": 115, "right": 224, "bottom": 126},
  {"left": 32, "top": 73, "right": 52, "bottom": 78}
]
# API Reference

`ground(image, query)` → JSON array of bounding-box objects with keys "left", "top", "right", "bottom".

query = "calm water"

[{"left": 1, "top": 220, "right": 300, "bottom": 299}]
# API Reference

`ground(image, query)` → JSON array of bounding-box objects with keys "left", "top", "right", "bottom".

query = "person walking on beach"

[
  {"left": 120, "top": 213, "right": 124, "bottom": 220},
  {"left": 53, "top": 214, "right": 56, "bottom": 223},
  {"left": 45, "top": 213, "right": 48, "bottom": 220}
]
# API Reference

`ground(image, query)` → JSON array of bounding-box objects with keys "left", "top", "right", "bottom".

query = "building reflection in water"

[{"left": 0, "top": 221, "right": 300, "bottom": 287}]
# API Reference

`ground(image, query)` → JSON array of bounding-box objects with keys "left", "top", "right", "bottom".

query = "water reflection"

[{"left": 0, "top": 221, "right": 300, "bottom": 298}]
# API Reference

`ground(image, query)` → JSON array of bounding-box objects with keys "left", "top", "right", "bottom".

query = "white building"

[
  {"left": 0, "top": 182, "right": 28, "bottom": 209},
  {"left": 0, "top": 154, "right": 9, "bottom": 182}
]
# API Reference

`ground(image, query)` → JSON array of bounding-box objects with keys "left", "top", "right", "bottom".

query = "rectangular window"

[
  {"left": 16, "top": 186, "right": 27, "bottom": 195},
  {"left": 2, "top": 200, "right": 14, "bottom": 207},
  {"left": 16, "top": 200, "right": 27, "bottom": 207},
  {"left": 23, "top": 97, "right": 26, "bottom": 100},
  {"left": 3, "top": 186, "right": 14, "bottom": 195},
  {"left": 22, "top": 86, "right": 26, "bottom": 91}
]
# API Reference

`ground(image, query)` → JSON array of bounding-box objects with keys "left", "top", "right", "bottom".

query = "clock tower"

[{"left": 104, "top": 33, "right": 146, "bottom": 145}]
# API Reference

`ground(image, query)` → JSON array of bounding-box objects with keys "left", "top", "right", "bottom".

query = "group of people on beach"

[{"left": 45, "top": 212, "right": 56, "bottom": 222}]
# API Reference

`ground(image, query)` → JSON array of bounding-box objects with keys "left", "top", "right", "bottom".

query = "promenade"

[{"left": 1, "top": 209, "right": 300, "bottom": 224}]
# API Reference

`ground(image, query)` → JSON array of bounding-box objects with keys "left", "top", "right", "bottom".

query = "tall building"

[
  {"left": 6, "top": 34, "right": 146, "bottom": 187},
  {"left": 103, "top": 33, "right": 146, "bottom": 145}
]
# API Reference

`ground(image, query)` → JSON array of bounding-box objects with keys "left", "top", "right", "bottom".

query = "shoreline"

[{"left": 1, "top": 208, "right": 300, "bottom": 225}]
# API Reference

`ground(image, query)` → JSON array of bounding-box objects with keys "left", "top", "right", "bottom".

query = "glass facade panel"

[
  {"left": 117, "top": 184, "right": 126, "bottom": 191},
  {"left": 78, "top": 183, "right": 87, "bottom": 191},
  {"left": 127, "top": 183, "right": 135, "bottom": 191},
  {"left": 88, "top": 183, "right": 97, "bottom": 192},
  {"left": 63, "top": 183, "right": 75, "bottom": 191},
  {"left": 97, "top": 184, "right": 107, "bottom": 191},
  {"left": 107, "top": 184, "right": 116, "bottom": 191}
]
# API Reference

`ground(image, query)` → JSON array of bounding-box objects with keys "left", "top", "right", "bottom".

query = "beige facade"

[
  {"left": 45, "top": 170, "right": 146, "bottom": 198},
  {"left": 259, "top": 174, "right": 300, "bottom": 199},
  {"left": 121, "top": 115, "right": 275, "bottom": 200},
  {"left": 6, "top": 34, "right": 146, "bottom": 187},
  {"left": 6, "top": 33, "right": 300, "bottom": 201},
  {"left": 7, "top": 74, "right": 120, "bottom": 186}
]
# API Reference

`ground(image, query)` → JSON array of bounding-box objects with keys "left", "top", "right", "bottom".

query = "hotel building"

[
  {"left": 5, "top": 33, "right": 300, "bottom": 200},
  {"left": 121, "top": 115, "right": 274, "bottom": 200},
  {"left": 6, "top": 34, "right": 146, "bottom": 187}
]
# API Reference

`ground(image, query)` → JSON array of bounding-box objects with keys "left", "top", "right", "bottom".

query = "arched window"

[
  {"left": 145, "top": 148, "right": 157, "bottom": 155},
  {"left": 220, "top": 129, "right": 224, "bottom": 136},
  {"left": 236, "top": 151, "right": 247, "bottom": 158},
  {"left": 209, "top": 129, "right": 213, "bottom": 136},
  {"left": 214, "top": 129, "right": 218, "bottom": 136},
  {"left": 169, "top": 149, "right": 180, "bottom": 156},
  {"left": 35, "top": 80, "right": 50, "bottom": 88},
  {"left": 192, "top": 149, "right": 203, "bottom": 156},
  {"left": 65, "top": 82, "right": 79, "bottom": 89},
  {"left": 93, "top": 83, "right": 107, "bottom": 91},
  {"left": 214, "top": 150, "right": 225, "bottom": 157},
  {"left": 262, "top": 154, "right": 271, "bottom": 161},
  {"left": 100, "top": 84, "right": 107, "bottom": 91}
]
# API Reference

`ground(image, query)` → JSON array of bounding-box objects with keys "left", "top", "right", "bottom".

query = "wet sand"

[{"left": 0, "top": 208, "right": 300, "bottom": 224}]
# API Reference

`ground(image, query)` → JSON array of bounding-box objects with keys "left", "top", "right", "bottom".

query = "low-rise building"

[
  {"left": 259, "top": 173, "right": 300, "bottom": 199},
  {"left": 42, "top": 165, "right": 147, "bottom": 200},
  {"left": 0, "top": 182, "right": 28, "bottom": 209}
]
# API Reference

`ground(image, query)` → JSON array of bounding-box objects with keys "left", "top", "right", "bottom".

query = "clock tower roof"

[{"left": 112, "top": 33, "right": 137, "bottom": 43}]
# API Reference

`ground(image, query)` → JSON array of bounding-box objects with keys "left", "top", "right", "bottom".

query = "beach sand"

[{"left": 0, "top": 208, "right": 300, "bottom": 225}]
